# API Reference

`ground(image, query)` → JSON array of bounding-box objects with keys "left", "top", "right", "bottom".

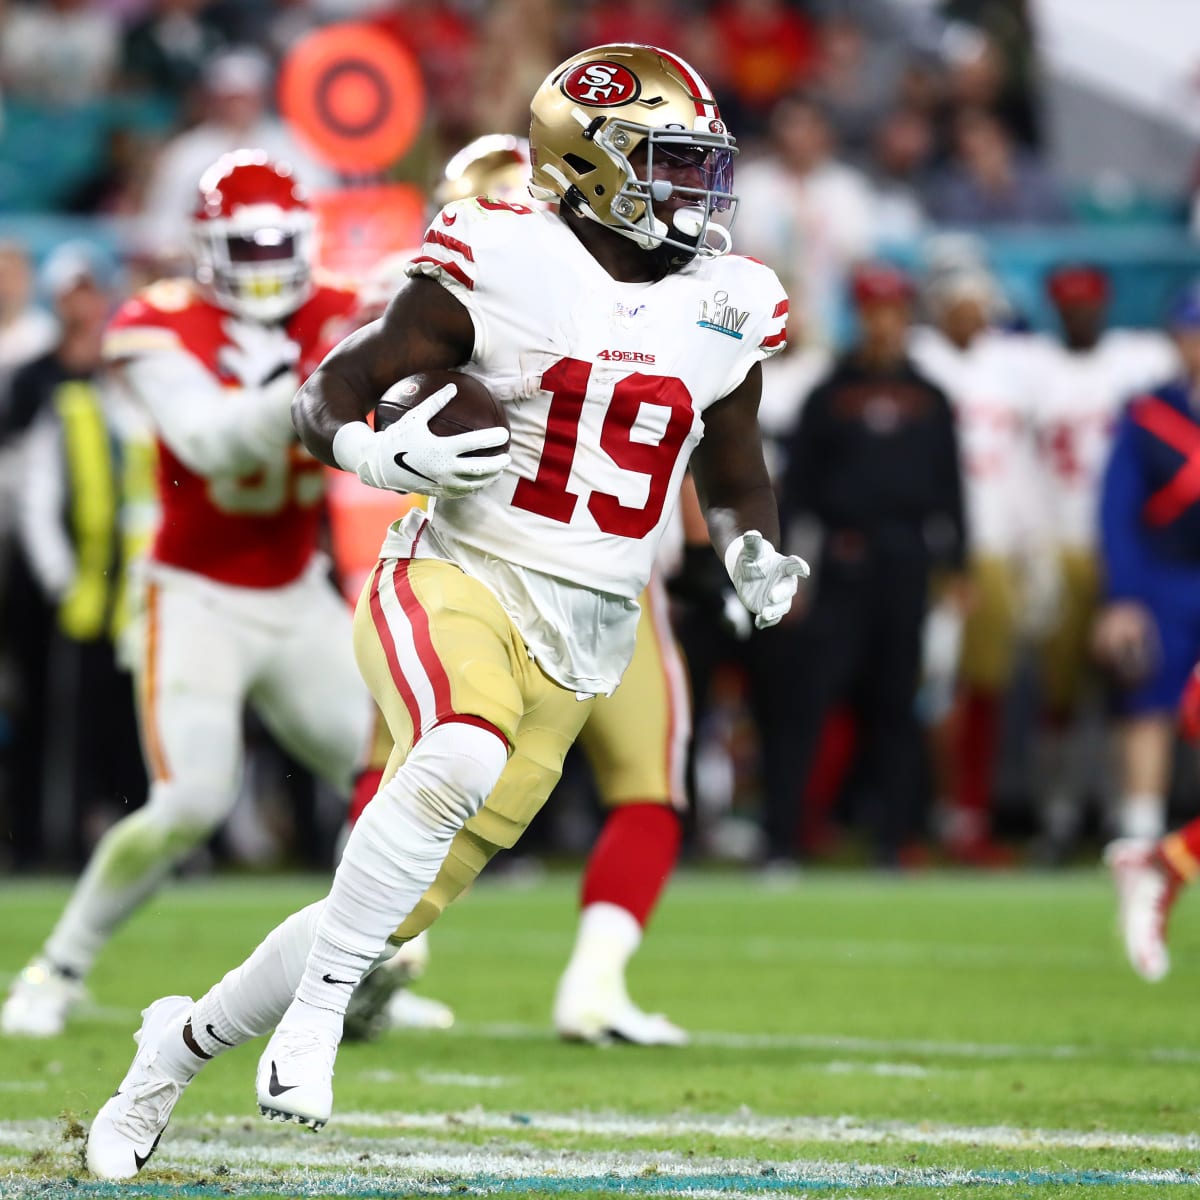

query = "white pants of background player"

[{"left": 41, "top": 556, "right": 374, "bottom": 981}]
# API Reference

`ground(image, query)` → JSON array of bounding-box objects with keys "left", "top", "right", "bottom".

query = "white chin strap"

[{"left": 585, "top": 200, "right": 733, "bottom": 258}]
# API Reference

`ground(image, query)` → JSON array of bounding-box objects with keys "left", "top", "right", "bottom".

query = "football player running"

[
  {"left": 349, "top": 134, "right": 696, "bottom": 1047},
  {"left": 85, "top": 45, "right": 804, "bottom": 1178},
  {"left": 2, "top": 152, "right": 376, "bottom": 1038}
]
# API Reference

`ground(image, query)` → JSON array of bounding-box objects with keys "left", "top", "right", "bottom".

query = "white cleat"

[
  {"left": 256, "top": 1013, "right": 340, "bottom": 1129},
  {"left": 553, "top": 971, "right": 689, "bottom": 1047},
  {"left": 2, "top": 958, "right": 85, "bottom": 1037},
  {"left": 86, "top": 995, "right": 195, "bottom": 1180},
  {"left": 1105, "top": 838, "right": 1179, "bottom": 982},
  {"left": 385, "top": 989, "right": 455, "bottom": 1031}
]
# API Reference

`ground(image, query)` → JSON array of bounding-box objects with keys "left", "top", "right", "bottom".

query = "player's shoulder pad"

[
  {"left": 407, "top": 197, "right": 540, "bottom": 295},
  {"left": 700, "top": 252, "right": 790, "bottom": 357},
  {"left": 104, "top": 277, "right": 203, "bottom": 361}
]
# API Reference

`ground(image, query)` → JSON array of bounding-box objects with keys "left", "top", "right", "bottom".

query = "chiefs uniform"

[
  {"left": 1, "top": 153, "right": 380, "bottom": 1044},
  {"left": 1031, "top": 330, "right": 1178, "bottom": 711},
  {"left": 104, "top": 275, "right": 372, "bottom": 795}
]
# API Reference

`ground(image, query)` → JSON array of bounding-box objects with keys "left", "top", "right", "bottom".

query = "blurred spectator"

[
  {"left": 1028, "top": 264, "right": 1180, "bottom": 861},
  {"left": 761, "top": 264, "right": 966, "bottom": 865},
  {"left": 736, "top": 93, "right": 878, "bottom": 347},
  {"left": 473, "top": 0, "right": 559, "bottom": 140},
  {"left": 0, "top": 0, "right": 120, "bottom": 108},
  {"left": 0, "top": 242, "right": 59, "bottom": 549},
  {"left": 374, "top": 0, "right": 480, "bottom": 149},
  {"left": 120, "top": 0, "right": 228, "bottom": 115},
  {"left": 808, "top": 12, "right": 909, "bottom": 159},
  {"left": 139, "top": 48, "right": 333, "bottom": 260},
  {"left": 706, "top": 0, "right": 818, "bottom": 135},
  {"left": 940, "top": 0, "right": 1042, "bottom": 146},
  {"left": 926, "top": 107, "right": 1069, "bottom": 227},
  {"left": 568, "top": 0, "right": 679, "bottom": 55},
  {"left": 0, "top": 243, "right": 59, "bottom": 414},
  {"left": 910, "top": 262, "right": 1044, "bottom": 863},
  {"left": 869, "top": 106, "right": 933, "bottom": 243},
  {"left": 1094, "top": 285, "right": 1200, "bottom": 843}
]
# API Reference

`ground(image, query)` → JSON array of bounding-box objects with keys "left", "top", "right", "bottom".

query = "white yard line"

[
  {"left": 309, "top": 1107, "right": 1200, "bottom": 1155},
  {"left": 454, "top": 1020, "right": 1200, "bottom": 1064},
  {"left": 0, "top": 1121, "right": 1194, "bottom": 1188}
]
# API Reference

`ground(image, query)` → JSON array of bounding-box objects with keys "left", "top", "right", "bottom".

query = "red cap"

[
  {"left": 851, "top": 263, "right": 915, "bottom": 306},
  {"left": 1046, "top": 264, "right": 1108, "bottom": 306}
]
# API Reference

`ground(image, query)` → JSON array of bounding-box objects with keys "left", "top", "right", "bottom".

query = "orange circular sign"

[{"left": 279, "top": 22, "right": 425, "bottom": 173}]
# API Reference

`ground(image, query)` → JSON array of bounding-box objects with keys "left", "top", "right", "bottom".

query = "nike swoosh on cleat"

[
  {"left": 133, "top": 1132, "right": 163, "bottom": 1172},
  {"left": 393, "top": 452, "right": 436, "bottom": 484},
  {"left": 321, "top": 973, "right": 356, "bottom": 986},
  {"left": 205, "top": 1023, "right": 235, "bottom": 1047},
  {"left": 268, "top": 1062, "right": 297, "bottom": 1097}
]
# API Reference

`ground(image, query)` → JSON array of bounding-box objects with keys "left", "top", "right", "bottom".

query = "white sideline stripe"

[
  {"left": 0, "top": 1123, "right": 1193, "bottom": 1188},
  {"left": 456, "top": 1020, "right": 1200, "bottom": 1064},
  {"left": 314, "top": 1108, "right": 1200, "bottom": 1154}
]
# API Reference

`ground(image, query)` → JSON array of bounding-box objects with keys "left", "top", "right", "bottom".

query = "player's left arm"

[{"left": 691, "top": 363, "right": 809, "bottom": 629}]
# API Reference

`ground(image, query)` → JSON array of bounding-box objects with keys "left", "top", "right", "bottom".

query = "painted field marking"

[
  {"left": 0, "top": 1122, "right": 1197, "bottom": 1192},
  {"left": 452, "top": 1020, "right": 1200, "bottom": 1065}
]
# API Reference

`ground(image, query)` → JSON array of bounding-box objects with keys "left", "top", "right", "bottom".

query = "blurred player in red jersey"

[
  {"left": 342, "top": 137, "right": 693, "bottom": 1045},
  {"left": 2, "top": 151, "right": 374, "bottom": 1038}
]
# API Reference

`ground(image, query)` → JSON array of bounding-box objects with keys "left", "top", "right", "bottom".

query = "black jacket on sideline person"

[
  {"left": 756, "top": 350, "right": 967, "bottom": 865},
  {"left": 783, "top": 354, "right": 966, "bottom": 573}
]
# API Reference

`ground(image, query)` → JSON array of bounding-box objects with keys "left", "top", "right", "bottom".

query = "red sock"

[
  {"left": 348, "top": 767, "right": 384, "bottom": 826},
  {"left": 1159, "top": 816, "right": 1200, "bottom": 884},
  {"left": 801, "top": 708, "right": 856, "bottom": 854},
  {"left": 580, "top": 804, "right": 682, "bottom": 928},
  {"left": 956, "top": 690, "right": 1000, "bottom": 829}
]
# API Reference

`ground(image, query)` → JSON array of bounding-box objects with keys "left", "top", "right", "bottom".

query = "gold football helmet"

[
  {"left": 529, "top": 43, "right": 736, "bottom": 259},
  {"left": 435, "top": 134, "right": 533, "bottom": 208}
]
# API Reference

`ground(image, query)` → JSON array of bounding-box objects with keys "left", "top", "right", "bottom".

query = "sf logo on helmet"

[{"left": 561, "top": 61, "right": 640, "bottom": 106}]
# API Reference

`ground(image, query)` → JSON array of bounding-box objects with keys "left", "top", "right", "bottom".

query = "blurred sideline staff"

[
  {"left": 1, "top": 243, "right": 150, "bottom": 868},
  {"left": 762, "top": 263, "right": 968, "bottom": 865}
]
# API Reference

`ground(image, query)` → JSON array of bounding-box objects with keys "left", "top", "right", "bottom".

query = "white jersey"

[
  {"left": 1029, "top": 330, "right": 1179, "bottom": 551},
  {"left": 383, "top": 198, "right": 788, "bottom": 695},
  {"left": 909, "top": 325, "right": 1038, "bottom": 558}
]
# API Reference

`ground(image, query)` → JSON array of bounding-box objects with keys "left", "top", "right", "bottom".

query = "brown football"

[{"left": 374, "top": 369, "right": 509, "bottom": 457}]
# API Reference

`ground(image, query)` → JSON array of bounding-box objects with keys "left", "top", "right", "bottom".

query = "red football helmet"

[{"left": 191, "top": 150, "right": 315, "bottom": 322}]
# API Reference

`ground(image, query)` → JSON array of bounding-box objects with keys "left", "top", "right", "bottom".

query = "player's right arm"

[{"left": 293, "top": 275, "right": 508, "bottom": 497}]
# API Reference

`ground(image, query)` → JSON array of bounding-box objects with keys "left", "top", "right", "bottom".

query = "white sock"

[
  {"left": 1120, "top": 793, "right": 1166, "bottom": 841},
  {"left": 44, "top": 807, "right": 200, "bottom": 977},
  {"left": 292, "top": 723, "right": 507, "bottom": 1017},
  {"left": 562, "top": 902, "right": 643, "bottom": 983},
  {"left": 187, "top": 901, "right": 327, "bottom": 1058}
]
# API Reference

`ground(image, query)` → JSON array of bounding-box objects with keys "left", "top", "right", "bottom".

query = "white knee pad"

[
  {"left": 140, "top": 776, "right": 239, "bottom": 842},
  {"left": 345, "top": 722, "right": 507, "bottom": 876},
  {"left": 383, "top": 722, "right": 506, "bottom": 834}
]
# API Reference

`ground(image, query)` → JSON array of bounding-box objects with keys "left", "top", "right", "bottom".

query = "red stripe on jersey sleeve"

[
  {"left": 760, "top": 328, "right": 788, "bottom": 350},
  {"left": 426, "top": 229, "right": 476, "bottom": 262},
  {"left": 773, "top": 300, "right": 789, "bottom": 318},
  {"left": 409, "top": 256, "right": 475, "bottom": 291}
]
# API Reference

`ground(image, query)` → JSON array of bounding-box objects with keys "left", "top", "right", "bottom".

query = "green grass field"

[{"left": 1, "top": 869, "right": 1198, "bottom": 1199}]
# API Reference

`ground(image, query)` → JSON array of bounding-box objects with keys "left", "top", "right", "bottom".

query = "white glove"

[
  {"left": 916, "top": 599, "right": 964, "bottom": 723},
  {"left": 723, "top": 530, "right": 809, "bottom": 630},
  {"left": 218, "top": 318, "right": 300, "bottom": 388},
  {"left": 333, "top": 383, "right": 511, "bottom": 498}
]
